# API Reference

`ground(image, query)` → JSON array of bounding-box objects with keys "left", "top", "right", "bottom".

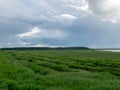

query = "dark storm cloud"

[{"left": 0, "top": 0, "right": 120, "bottom": 48}]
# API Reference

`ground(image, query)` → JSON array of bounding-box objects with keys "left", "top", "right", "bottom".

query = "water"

[{"left": 101, "top": 50, "right": 120, "bottom": 52}]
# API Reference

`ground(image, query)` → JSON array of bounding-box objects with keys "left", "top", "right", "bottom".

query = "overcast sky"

[{"left": 0, "top": 0, "right": 120, "bottom": 48}]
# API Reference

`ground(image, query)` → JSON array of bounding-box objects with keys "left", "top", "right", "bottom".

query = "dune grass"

[{"left": 0, "top": 50, "right": 120, "bottom": 90}]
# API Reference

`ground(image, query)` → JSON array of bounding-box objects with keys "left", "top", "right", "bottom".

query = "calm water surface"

[{"left": 101, "top": 50, "right": 120, "bottom": 52}]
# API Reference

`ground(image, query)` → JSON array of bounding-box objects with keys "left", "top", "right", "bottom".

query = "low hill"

[{"left": 0, "top": 47, "right": 90, "bottom": 50}]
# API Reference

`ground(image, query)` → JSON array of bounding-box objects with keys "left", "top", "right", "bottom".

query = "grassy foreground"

[{"left": 0, "top": 50, "right": 120, "bottom": 90}]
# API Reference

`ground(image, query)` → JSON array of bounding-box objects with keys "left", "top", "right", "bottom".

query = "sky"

[{"left": 0, "top": 0, "right": 120, "bottom": 48}]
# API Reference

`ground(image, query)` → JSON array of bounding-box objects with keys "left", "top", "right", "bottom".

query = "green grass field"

[{"left": 0, "top": 50, "right": 120, "bottom": 90}]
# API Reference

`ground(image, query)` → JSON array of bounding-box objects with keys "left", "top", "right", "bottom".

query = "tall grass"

[{"left": 0, "top": 50, "right": 120, "bottom": 89}]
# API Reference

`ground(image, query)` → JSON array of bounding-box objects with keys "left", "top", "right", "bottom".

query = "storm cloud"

[{"left": 0, "top": 0, "right": 120, "bottom": 48}]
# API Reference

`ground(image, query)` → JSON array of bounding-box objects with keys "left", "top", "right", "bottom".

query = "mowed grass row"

[{"left": 0, "top": 50, "right": 120, "bottom": 90}]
